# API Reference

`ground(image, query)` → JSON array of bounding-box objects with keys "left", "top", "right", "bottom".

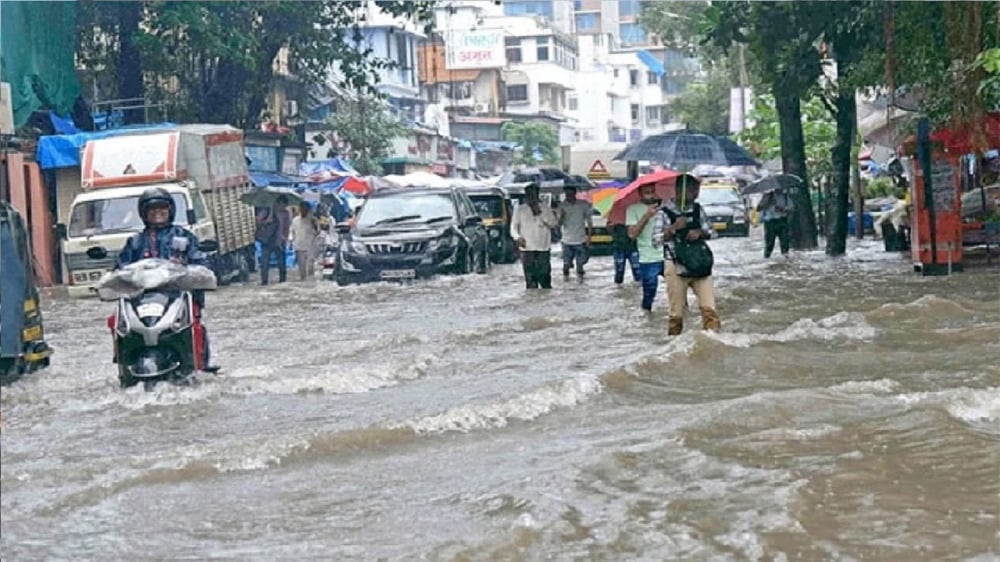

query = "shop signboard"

[{"left": 446, "top": 29, "right": 505, "bottom": 70}]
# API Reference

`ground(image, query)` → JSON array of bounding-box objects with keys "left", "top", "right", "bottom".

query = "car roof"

[
  {"left": 463, "top": 186, "right": 509, "bottom": 197},
  {"left": 368, "top": 187, "right": 458, "bottom": 198}
]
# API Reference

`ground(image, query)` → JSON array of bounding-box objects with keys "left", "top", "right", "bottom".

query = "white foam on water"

[
  {"left": 897, "top": 386, "right": 1000, "bottom": 428},
  {"left": 705, "top": 311, "right": 877, "bottom": 348},
  {"left": 227, "top": 353, "right": 437, "bottom": 397},
  {"left": 829, "top": 378, "right": 901, "bottom": 394},
  {"left": 401, "top": 375, "right": 603, "bottom": 434}
]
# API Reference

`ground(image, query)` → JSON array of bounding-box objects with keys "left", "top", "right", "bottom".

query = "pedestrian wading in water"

[
  {"left": 654, "top": 177, "right": 721, "bottom": 335},
  {"left": 510, "top": 183, "right": 559, "bottom": 289},
  {"left": 626, "top": 183, "right": 663, "bottom": 312}
]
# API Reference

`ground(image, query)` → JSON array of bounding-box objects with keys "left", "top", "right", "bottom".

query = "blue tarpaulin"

[
  {"left": 48, "top": 112, "right": 79, "bottom": 135},
  {"left": 298, "top": 158, "right": 359, "bottom": 177},
  {"left": 637, "top": 50, "right": 665, "bottom": 77},
  {"left": 35, "top": 123, "right": 177, "bottom": 169},
  {"left": 250, "top": 171, "right": 306, "bottom": 188}
]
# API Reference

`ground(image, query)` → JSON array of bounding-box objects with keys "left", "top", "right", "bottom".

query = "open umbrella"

[
  {"left": 240, "top": 186, "right": 303, "bottom": 208},
  {"left": 607, "top": 170, "right": 698, "bottom": 225},
  {"left": 613, "top": 131, "right": 759, "bottom": 168},
  {"left": 742, "top": 174, "right": 803, "bottom": 196},
  {"left": 583, "top": 187, "right": 620, "bottom": 216}
]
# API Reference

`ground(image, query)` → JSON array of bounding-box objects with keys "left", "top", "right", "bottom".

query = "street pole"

[{"left": 917, "top": 118, "right": 937, "bottom": 267}]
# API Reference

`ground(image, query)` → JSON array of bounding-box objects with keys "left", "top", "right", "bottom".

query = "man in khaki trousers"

[{"left": 653, "top": 179, "right": 721, "bottom": 335}]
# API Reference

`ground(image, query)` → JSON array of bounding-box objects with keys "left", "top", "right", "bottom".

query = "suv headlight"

[
  {"left": 428, "top": 235, "right": 453, "bottom": 251},
  {"left": 347, "top": 240, "right": 367, "bottom": 254}
]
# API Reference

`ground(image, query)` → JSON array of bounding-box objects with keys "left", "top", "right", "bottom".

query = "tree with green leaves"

[
  {"left": 668, "top": 64, "right": 731, "bottom": 136},
  {"left": 738, "top": 93, "right": 836, "bottom": 227},
  {"left": 501, "top": 121, "right": 560, "bottom": 166},
  {"left": 76, "top": 1, "right": 435, "bottom": 128},
  {"left": 325, "top": 94, "right": 407, "bottom": 176},
  {"left": 703, "top": 1, "right": 823, "bottom": 251}
]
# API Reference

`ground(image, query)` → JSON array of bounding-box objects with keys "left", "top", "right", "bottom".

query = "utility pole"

[{"left": 738, "top": 43, "right": 748, "bottom": 132}]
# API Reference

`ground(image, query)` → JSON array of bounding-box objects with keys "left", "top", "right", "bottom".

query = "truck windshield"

[{"left": 68, "top": 193, "right": 189, "bottom": 237}]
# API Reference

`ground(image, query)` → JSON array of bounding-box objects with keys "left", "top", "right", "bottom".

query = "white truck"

[{"left": 59, "top": 125, "right": 258, "bottom": 297}]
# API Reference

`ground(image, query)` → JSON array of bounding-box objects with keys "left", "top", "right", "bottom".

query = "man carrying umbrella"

[
  {"left": 510, "top": 183, "right": 560, "bottom": 289},
  {"left": 255, "top": 195, "right": 292, "bottom": 285},
  {"left": 654, "top": 178, "right": 721, "bottom": 335},
  {"left": 757, "top": 187, "right": 794, "bottom": 258}
]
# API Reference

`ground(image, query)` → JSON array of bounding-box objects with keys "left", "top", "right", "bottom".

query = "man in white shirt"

[
  {"left": 558, "top": 185, "right": 593, "bottom": 277},
  {"left": 290, "top": 202, "right": 320, "bottom": 281},
  {"left": 510, "top": 183, "right": 559, "bottom": 289}
]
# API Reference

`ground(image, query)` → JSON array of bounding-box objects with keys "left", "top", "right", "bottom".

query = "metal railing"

[{"left": 90, "top": 97, "right": 168, "bottom": 130}]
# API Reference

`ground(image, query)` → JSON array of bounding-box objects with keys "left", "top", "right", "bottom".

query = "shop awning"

[{"left": 637, "top": 50, "right": 665, "bottom": 77}]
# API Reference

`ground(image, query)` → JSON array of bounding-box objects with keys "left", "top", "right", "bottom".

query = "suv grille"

[{"left": 366, "top": 242, "right": 426, "bottom": 254}]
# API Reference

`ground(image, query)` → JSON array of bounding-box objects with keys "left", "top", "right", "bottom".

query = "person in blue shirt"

[
  {"left": 116, "top": 188, "right": 203, "bottom": 268},
  {"left": 115, "top": 188, "right": 218, "bottom": 372}
]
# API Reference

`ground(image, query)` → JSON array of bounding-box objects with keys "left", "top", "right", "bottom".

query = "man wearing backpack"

[{"left": 654, "top": 177, "right": 721, "bottom": 335}]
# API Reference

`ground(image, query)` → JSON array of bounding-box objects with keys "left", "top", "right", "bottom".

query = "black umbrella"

[
  {"left": 742, "top": 174, "right": 803, "bottom": 196},
  {"left": 613, "top": 131, "right": 759, "bottom": 168}
]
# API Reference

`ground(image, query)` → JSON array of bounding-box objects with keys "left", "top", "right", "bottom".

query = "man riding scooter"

[{"left": 112, "top": 187, "right": 219, "bottom": 372}]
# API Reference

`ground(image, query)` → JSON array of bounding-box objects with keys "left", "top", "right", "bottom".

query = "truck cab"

[
  {"left": 61, "top": 183, "right": 215, "bottom": 296},
  {"left": 56, "top": 126, "right": 257, "bottom": 297}
]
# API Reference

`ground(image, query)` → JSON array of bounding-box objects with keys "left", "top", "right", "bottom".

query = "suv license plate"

[{"left": 380, "top": 269, "right": 416, "bottom": 279}]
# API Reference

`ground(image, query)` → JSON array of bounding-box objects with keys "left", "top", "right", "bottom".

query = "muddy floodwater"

[{"left": 1, "top": 237, "right": 998, "bottom": 561}]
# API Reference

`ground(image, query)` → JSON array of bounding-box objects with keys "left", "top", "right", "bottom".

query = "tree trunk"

[
  {"left": 827, "top": 91, "right": 856, "bottom": 256},
  {"left": 774, "top": 80, "right": 818, "bottom": 249},
  {"left": 116, "top": 1, "right": 144, "bottom": 123}
]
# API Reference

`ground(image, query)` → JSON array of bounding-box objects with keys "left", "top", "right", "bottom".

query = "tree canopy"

[
  {"left": 76, "top": 1, "right": 435, "bottom": 128},
  {"left": 667, "top": 64, "right": 731, "bottom": 136},
  {"left": 324, "top": 94, "right": 406, "bottom": 176},
  {"left": 501, "top": 121, "right": 560, "bottom": 166}
]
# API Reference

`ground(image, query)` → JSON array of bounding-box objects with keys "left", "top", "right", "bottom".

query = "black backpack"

[{"left": 664, "top": 204, "right": 714, "bottom": 278}]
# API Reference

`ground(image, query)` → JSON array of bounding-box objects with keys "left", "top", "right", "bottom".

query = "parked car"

[
  {"left": 334, "top": 187, "right": 489, "bottom": 285},
  {"left": 464, "top": 185, "right": 517, "bottom": 264},
  {"left": 699, "top": 186, "right": 750, "bottom": 237}
]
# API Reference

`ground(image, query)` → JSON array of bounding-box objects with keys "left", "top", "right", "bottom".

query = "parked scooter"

[{"left": 90, "top": 237, "right": 218, "bottom": 389}]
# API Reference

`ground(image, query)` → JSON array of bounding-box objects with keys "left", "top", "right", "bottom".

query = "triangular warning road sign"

[{"left": 588, "top": 160, "right": 608, "bottom": 174}]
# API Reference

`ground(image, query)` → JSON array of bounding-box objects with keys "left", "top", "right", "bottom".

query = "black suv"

[{"left": 335, "top": 187, "right": 489, "bottom": 285}]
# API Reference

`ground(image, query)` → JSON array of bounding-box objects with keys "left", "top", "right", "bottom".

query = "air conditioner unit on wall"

[{"left": 473, "top": 102, "right": 491, "bottom": 114}]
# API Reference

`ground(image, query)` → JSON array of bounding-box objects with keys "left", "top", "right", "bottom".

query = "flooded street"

[{"left": 2, "top": 236, "right": 998, "bottom": 560}]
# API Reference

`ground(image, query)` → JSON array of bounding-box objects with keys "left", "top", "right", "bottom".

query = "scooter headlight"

[{"left": 489, "top": 229, "right": 500, "bottom": 239}]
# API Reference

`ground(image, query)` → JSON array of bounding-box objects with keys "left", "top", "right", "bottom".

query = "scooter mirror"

[{"left": 86, "top": 246, "right": 108, "bottom": 260}]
